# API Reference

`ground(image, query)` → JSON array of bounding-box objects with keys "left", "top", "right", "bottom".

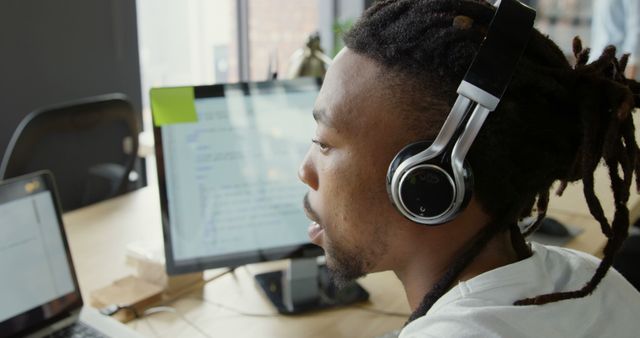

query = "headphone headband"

[{"left": 459, "top": 0, "right": 536, "bottom": 109}]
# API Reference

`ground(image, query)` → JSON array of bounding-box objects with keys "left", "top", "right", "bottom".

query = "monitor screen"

[
  {"left": 153, "top": 78, "right": 323, "bottom": 274},
  {"left": 0, "top": 172, "right": 82, "bottom": 336}
]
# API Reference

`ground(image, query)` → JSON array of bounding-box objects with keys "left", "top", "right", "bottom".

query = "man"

[{"left": 299, "top": 0, "right": 640, "bottom": 336}]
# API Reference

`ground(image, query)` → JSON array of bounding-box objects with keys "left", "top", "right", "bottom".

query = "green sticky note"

[{"left": 150, "top": 87, "right": 198, "bottom": 126}]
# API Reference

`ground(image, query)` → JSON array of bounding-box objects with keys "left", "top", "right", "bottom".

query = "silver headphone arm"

[
  {"left": 450, "top": 104, "right": 492, "bottom": 210},
  {"left": 391, "top": 95, "right": 474, "bottom": 179}
]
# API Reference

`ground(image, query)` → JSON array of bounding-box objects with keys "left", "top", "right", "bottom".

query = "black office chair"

[{"left": 0, "top": 93, "right": 140, "bottom": 211}]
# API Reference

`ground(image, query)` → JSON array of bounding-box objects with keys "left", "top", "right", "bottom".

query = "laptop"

[{"left": 0, "top": 171, "right": 142, "bottom": 338}]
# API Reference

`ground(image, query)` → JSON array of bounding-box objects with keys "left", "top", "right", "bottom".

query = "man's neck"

[{"left": 395, "top": 230, "right": 520, "bottom": 311}]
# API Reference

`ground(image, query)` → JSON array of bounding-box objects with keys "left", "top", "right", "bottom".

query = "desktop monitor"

[{"left": 152, "top": 78, "right": 368, "bottom": 313}]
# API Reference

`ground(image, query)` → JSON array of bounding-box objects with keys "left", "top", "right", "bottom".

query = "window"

[
  {"left": 247, "top": 0, "right": 320, "bottom": 81},
  {"left": 137, "top": 0, "right": 342, "bottom": 128},
  {"left": 136, "top": 0, "right": 237, "bottom": 128},
  {"left": 531, "top": 0, "right": 593, "bottom": 55}
]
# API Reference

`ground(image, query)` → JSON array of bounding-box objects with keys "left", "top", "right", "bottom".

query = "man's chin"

[{"left": 324, "top": 252, "right": 367, "bottom": 289}]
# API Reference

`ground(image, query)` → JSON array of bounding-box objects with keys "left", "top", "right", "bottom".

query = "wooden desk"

[
  {"left": 61, "top": 169, "right": 612, "bottom": 338},
  {"left": 62, "top": 182, "right": 410, "bottom": 338}
]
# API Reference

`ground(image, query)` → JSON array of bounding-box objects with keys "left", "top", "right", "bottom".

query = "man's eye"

[{"left": 311, "top": 139, "right": 330, "bottom": 152}]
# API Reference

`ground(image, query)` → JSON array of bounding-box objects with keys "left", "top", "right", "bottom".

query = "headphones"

[{"left": 386, "top": 0, "right": 536, "bottom": 225}]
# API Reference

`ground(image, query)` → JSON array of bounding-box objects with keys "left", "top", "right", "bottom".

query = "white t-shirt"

[{"left": 400, "top": 243, "right": 640, "bottom": 338}]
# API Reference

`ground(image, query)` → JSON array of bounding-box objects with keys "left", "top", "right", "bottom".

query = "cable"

[
  {"left": 143, "top": 306, "right": 176, "bottom": 316},
  {"left": 99, "top": 268, "right": 233, "bottom": 318},
  {"left": 189, "top": 295, "right": 407, "bottom": 318},
  {"left": 352, "top": 305, "right": 410, "bottom": 318},
  {"left": 100, "top": 269, "right": 234, "bottom": 338},
  {"left": 162, "top": 268, "right": 233, "bottom": 303},
  {"left": 99, "top": 304, "right": 140, "bottom": 318},
  {"left": 185, "top": 295, "right": 279, "bottom": 318},
  {"left": 143, "top": 306, "right": 213, "bottom": 338},
  {"left": 203, "top": 268, "right": 235, "bottom": 284},
  {"left": 142, "top": 315, "right": 160, "bottom": 338}
]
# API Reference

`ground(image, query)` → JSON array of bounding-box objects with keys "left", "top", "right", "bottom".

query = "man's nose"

[{"left": 298, "top": 149, "right": 318, "bottom": 190}]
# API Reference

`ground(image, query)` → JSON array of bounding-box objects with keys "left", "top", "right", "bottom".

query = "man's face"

[{"left": 298, "top": 48, "right": 416, "bottom": 285}]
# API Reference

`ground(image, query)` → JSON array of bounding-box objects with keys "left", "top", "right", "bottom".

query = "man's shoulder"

[
  {"left": 400, "top": 289, "right": 640, "bottom": 337},
  {"left": 399, "top": 243, "right": 640, "bottom": 337},
  {"left": 399, "top": 302, "right": 537, "bottom": 338}
]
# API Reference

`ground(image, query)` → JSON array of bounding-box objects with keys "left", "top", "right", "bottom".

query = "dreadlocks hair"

[{"left": 344, "top": 0, "right": 640, "bottom": 322}]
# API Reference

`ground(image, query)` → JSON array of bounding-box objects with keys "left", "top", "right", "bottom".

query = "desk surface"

[
  {"left": 61, "top": 169, "right": 612, "bottom": 338},
  {"left": 63, "top": 181, "right": 413, "bottom": 338}
]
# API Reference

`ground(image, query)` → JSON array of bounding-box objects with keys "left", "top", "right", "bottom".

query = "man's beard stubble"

[
  {"left": 325, "top": 241, "right": 368, "bottom": 288},
  {"left": 323, "top": 224, "right": 388, "bottom": 289}
]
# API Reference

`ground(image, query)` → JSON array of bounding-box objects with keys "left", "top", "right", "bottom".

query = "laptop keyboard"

[{"left": 47, "top": 322, "right": 109, "bottom": 338}]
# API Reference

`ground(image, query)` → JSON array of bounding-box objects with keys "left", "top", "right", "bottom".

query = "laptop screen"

[{"left": 0, "top": 172, "right": 82, "bottom": 337}]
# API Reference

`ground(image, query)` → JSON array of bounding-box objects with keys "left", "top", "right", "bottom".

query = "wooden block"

[{"left": 90, "top": 275, "right": 163, "bottom": 323}]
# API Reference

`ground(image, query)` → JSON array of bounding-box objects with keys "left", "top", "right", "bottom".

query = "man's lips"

[
  {"left": 303, "top": 194, "right": 324, "bottom": 245},
  {"left": 303, "top": 194, "right": 322, "bottom": 225},
  {"left": 308, "top": 222, "right": 324, "bottom": 244}
]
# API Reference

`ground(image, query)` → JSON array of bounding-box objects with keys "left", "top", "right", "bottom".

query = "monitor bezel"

[
  {"left": 153, "top": 78, "right": 325, "bottom": 275},
  {"left": 0, "top": 171, "right": 83, "bottom": 337}
]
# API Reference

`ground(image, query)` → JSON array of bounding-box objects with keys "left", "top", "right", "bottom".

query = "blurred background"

[{"left": 0, "top": 0, "right": 626, "bottom": 168}]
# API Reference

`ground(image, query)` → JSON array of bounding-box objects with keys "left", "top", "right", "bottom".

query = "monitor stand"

[{"left": 254, "top": 257, "right": 369, "bottom": 314}]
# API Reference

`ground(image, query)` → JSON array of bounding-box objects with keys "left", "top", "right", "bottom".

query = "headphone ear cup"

[
  {"left": 387, "top": 140, "right": 461, "bottom": 224},
  {"left": 399, "top": 164, "right": 456, "bottom": 220},
  {"left": 387, "top": 141, "right": 455, "bottom": 218}
]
